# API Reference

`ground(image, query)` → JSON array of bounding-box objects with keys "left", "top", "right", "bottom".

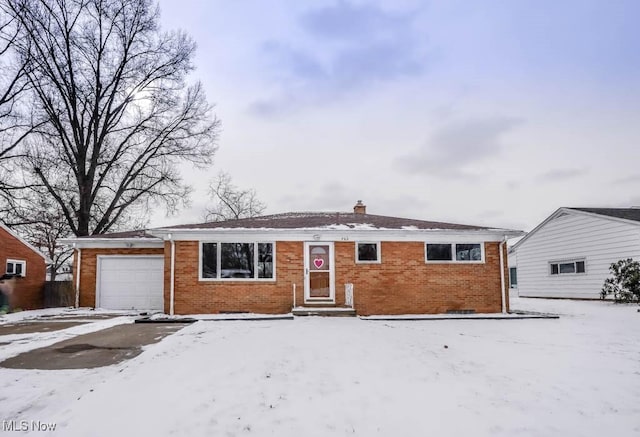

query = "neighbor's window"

[
  {"left": 6, "top": 259, "right": 26, "bottom": 277},
  {"left": 426, "top": 243, "right": 483, "bottom": 262},
  {"left": 356, "top": 242, "right": 380, "bottom": 263},
  {"left": 550, "top": 259, "right": 585, "bottom": 275},
  {"left": 201, "top": 242, "right": 274, "bottom": 280},
  {"left": 509, "top": 267, "right": 518, "bottom": 288}
]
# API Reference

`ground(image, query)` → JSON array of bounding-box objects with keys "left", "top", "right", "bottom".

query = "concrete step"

[{"left": 292, "top": 307, "right": 356, "bottom": 317}]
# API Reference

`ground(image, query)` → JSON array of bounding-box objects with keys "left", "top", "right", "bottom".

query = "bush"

[{"left": 601, "top": 258, "right": 640, "bottom": 303}]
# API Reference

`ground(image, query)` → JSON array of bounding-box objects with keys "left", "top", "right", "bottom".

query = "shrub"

[{"left": 601, "top": 258, "right": 640, "bottom": 303}]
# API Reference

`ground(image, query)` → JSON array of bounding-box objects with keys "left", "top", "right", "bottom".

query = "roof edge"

[
  {"left": 0, "top": 223, "right": 50, "bottom": 263},
  {"left": 511, "top": 207, "right": 640, "bottom": 252}
]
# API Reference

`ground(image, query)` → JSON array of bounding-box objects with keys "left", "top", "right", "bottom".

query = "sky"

[{"left": 153, "top": 0, "right": 640, "bottom": 232}]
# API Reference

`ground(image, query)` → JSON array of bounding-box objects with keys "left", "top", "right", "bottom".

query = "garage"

[{"left": 97, "top": 256, "right": 164, "bottom": 311}]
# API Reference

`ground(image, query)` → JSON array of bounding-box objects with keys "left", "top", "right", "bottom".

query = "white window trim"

[
  {"left": 424, "top": 243, "right": 485, "bottom": 264},
  {"left": 549, "top": 258, "right": 586, "bottom": 276},
  {"left": 6, "top": 259, "right": 27, "bottom": 277},
  {"left": 199, "top": 241, "right": 277, "bottom": 282},
  {"left": 355, "top": 241, "right": 381, "bottom": 264}
]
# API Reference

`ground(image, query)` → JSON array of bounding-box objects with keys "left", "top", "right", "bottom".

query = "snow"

[{"left": 1, "top": 298, "right": 639, "bottom": 436}]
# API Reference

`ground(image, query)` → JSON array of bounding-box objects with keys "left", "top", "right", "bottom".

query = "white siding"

[{"left": 515, "top": 212, "right": 640, "bottom": 298}]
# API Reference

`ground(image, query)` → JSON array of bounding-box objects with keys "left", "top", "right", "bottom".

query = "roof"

[
  {"left": 0, "top": 223, "right": 50, "bottom": 262},
  {"left": 161, "top": 212, "right": 495, "bottom": 231},
  {"left": 76, "top": 229, "right": 158, "bottom": 239},
  {"left": 511, "top": 207, "right": 640, "bottom": 252},
  {"left": 62, "top": 210, "right": 523, "bottom": 247},
  {"left": 567, "top": 208, "right": 640, "bottom": 223}
]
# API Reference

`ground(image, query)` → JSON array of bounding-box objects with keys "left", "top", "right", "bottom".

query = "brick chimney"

[{"left": 353, "top": 200, "right": 366, "bottom": 214}]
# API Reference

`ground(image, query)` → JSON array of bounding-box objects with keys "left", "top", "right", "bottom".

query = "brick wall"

[
  {"left": 336, "top": 241, "right": 506, "bottom": 315},
  {"left": 168, "top": 241, "right": 303, "bottom": 314},
  {"left": 74, "top": 247, "right": 164, "bottom": 308},
  {"left": 167, "top": 240, "right": 507, "bottom": 315},
  {"left": 0, "top": 227, "right": 46, "bottom": 310}
]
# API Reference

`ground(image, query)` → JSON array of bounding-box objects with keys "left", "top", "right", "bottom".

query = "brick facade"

[
  {"left": 0, "top": 226, "right": 46, "bottom": 310},
  {"left": 163, "top": 240, "right": 508, "bottom": 315},
  {"left": 166, "top": 241, "right": 303, "bottom": 314},
  {"left": 336, "top": 241, "right": 507, "bottom": 315},
  {"left": 77, "top": 240, "right": 509, "bottom": 315}
]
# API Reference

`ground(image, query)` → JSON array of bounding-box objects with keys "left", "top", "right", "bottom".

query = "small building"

[
  {"left": 510, "top": 207, "right": 640, "bottom": 299},
  {"left": 63, "top": 202, "right": 522, "bottom": 315},
  {"left": 0, "top": 223, "right": 48, "bottom": 310}
]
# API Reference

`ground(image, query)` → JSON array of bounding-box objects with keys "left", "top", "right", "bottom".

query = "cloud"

[
  {"left": 250, "top": 2, "right": 428, "bottom": 115},
  {"left": 300, "top": 1, "right": 412, "bottom": 41},
  {"left": 537, "top": 168, "right": 588, "bottom": 181},
  {"left": 613, "top": 174, "right": 640, "bottom": 184},
  {"left": 395, "top": 117, "right": 523, "bottom": 177}
]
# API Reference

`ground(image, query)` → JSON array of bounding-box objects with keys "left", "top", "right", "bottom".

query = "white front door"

[{"left": 304, "top": 242, "right": 335, "bottom": 303}]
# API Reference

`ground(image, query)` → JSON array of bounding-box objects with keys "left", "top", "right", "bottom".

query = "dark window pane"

[
  {"left": 559, "top": 262, "right": 575, "bottom": 274},
  {"left": 427, "top": 244, "right": 452, "bottom": 261},
  {"left": 509, "top": 267, "right": 517, "bottom": 287},
  {"left": 551, "top": 264, "right": 559, "bottom": 275},
  {"left": 6, "top": 262, "right": 14, "bottom": 274},
  {"left": 576, "top": 261, "right": 585, "bottom": 273},
  {"left": 357, "top": 243, "right": 378, "bottom": 262},
  {"left": 202, "top": 243, "right": 217, "bottom": 278},
  {"left": 15, "top": 263, "right": 23, "bottom": 276},
  {"left": 221, "top": 243, "right": 254, "bottom": 278},
  {"left": 258, "top": 243, "right": 273, "bottom": 279},
  {"left": 456, "top": 244, "right": 482, "bottom": 261}
]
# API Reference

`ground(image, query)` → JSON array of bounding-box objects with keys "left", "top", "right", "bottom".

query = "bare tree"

[
  {"left": 1, "top": 0, "right": 219, "bottom": 236},
  {"left": 0, "top": 3, "right": 33, "bottom": 185},
  {"left": 2, "top": 191, "right": 72, "bottom": 280},
  {"left": 205, "top": 172, "right": 266, "bottom": 221}
]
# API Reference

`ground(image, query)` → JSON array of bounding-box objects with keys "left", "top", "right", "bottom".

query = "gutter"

[
  {"left": 499, "top": 237, "right": 507, "bottom": 314},
  {"left": 74, "top": 246, "right": 81, "bottom": 308},
  {"left": 167, "top": 234, "right": 176, "bottom": 316}
]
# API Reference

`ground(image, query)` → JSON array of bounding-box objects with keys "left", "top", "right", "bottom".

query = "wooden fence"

[{"left": 43, "top": 281, "right": 74, "bottom": 308}]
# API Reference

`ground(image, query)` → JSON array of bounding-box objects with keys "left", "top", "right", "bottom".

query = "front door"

[{"left": 304, "top": 242, "right": 335, "bottom": 303}]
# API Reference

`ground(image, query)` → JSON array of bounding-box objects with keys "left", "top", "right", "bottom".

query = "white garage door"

[{"left": 97, "top": 256, "right": 164, "bottom": 311}]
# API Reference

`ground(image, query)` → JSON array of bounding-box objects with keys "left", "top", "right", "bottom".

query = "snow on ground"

[{"left": 1, "top": 298, "right": 639, "bottom": 436}]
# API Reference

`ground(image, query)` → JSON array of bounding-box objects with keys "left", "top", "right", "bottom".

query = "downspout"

[
  {"left": 499, "top": 237, "right": 507, "bottom": 314},
  {"left": 169, "top": 235, "right": 175, "bottom": 316},
  {"left": 74, "top": 246, "right": 81, "bottom": 308}
]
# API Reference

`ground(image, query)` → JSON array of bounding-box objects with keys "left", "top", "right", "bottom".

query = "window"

[
  {"left": 549, "top": 259, "right": 585, "bottom": 275},
  {"left": 6, "top": 259, "right": 26, "bottom": 277},
  {"left": 200, "top": 242, "right": 274, "bottom": 280},
  {"left": 426, "top": 244, "right": 452, "bottom": 261},
  {"left": 356, "top": 242, "right": 380, "bottom": 263},
  {"left": 509, "top": 267, "right": 517, "bottom": 288},
  {"left": 426, "top": 243, "right": 483, "bottom": 262},
  {"left": 455, "top": 244, "right": 482, "bottom": 261}
]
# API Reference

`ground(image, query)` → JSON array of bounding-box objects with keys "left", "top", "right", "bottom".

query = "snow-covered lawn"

[{"left": 1, "top": 298, "right": 639, "bottom": 436}]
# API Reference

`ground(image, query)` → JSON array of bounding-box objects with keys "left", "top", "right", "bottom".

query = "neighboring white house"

[{"left": 510, "top": 207, "right": 640, "bottom": 299}]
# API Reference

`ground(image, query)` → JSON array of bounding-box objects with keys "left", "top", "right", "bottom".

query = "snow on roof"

[{"left": 157, "top": 211, "right": 502, "bottom": 232}]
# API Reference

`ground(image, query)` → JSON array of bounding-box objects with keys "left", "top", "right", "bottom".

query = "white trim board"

[{"left": 512, "top": 207, "right": 640, "bottom": 252}]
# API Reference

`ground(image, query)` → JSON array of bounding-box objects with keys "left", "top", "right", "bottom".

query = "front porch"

[{"left": 291, "top": 306, "right": 356, "bottom": 317}]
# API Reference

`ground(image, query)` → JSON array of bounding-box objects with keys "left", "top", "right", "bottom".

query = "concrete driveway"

[{"left": 1, "top": 322, "right": 190, "bottom": 369}]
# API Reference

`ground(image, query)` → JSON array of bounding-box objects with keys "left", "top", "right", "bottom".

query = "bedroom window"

[
  {"left": 356, "top": 242, "right": 381, "bottom": 263},
  {"left": 426, "top": 243, "right": 483, "bottom": 263},
  {"left": 200, "top": 242, "right": 275, "bottom": 280},
  {"left": 6, "top": 259, "right": 26, "bottom": 277},
  {"left": 550, "top": 259, "right": 585, "bottom": 275}
]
